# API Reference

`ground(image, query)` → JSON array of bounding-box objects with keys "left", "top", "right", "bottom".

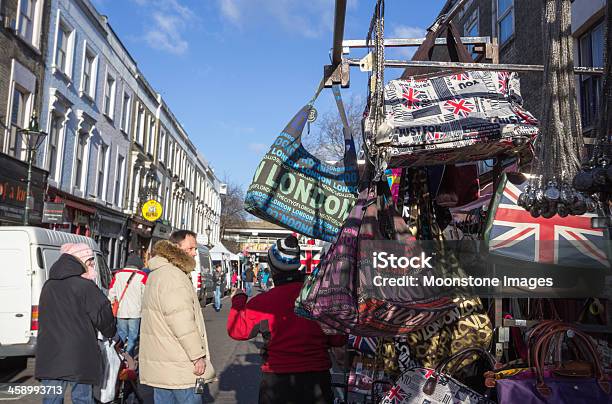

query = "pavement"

[{"left": 0, "top": 290, "right": 264, "bottom": 404}]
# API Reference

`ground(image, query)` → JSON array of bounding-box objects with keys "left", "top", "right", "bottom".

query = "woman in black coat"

[{"left": 35, "top": 248, "right": 116, "bottom": 404}]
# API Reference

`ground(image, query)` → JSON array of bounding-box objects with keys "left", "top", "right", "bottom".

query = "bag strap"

[
  {"left": 332, "top": 85, "right": 352, "bottom": 141},
  {"left": 118, "top": 272, "right": 137, "bottom": 305},
  {"left": 401, "top": 19, "right": 473, "bottom": 79}
]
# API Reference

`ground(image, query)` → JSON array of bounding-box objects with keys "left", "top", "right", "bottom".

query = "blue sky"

[{"left": 92, "top": 0, "right": 447, "bottom": 188}]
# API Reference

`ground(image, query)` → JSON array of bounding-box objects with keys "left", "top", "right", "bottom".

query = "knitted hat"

[
  {"left": 125, "top": 253, "right": 145, "bottom": 270},
  {"left": 60, "top": 243, "right": 94, "bottom": 264},
  {"left": 267, "top": 236, "right": 301, "bottom": 273}
]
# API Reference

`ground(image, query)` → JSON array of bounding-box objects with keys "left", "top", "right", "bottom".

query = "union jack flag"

[
  {"left": 443, "top": 99, "right": 475, "bottom": 118},
  {"left": 487, "top": 175, "right": 610, "bottom": 268},
  {"left": 300, "top": 239, "right": 321, "bottom": 273},
  {"left": 348, "top": 334, "right": 378, "bottom": 355},
  {"left": 385, "top": 386, "right": 406, "bottom": 403},
  {"left": 401, "top": 86, "right": 424, "bottom": 110},
  {"left": 451, "top": 72, "right": 471, "bottom": 81},
  {"left": 497, "top": 72, "right": 510, "bottom": 94}
]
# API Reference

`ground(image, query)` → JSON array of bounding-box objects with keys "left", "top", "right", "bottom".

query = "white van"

[
  {"left": 192, "top": 244, "right": 214, "bottom": 304},
  {"left": 0, "top": 227, "right": 111, "bottom": 358}
]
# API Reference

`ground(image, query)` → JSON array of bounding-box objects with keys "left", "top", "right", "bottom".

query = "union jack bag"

[{"left": 378, "top": 71, "right": 539, "bottom": 168}]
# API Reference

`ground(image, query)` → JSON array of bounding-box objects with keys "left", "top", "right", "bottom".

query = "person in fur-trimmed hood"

[{"left": 140, "top": 230, "right": 215, "bottom": 404}]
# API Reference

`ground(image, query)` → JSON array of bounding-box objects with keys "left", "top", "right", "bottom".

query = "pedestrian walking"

[
  {"left": 35, "top": 243, "right": 116, "bottom": 404},
  {"left": 244, "top": 264, "right": 255, "bottom": 297},
  {"left": 213, "top": 264, "right": 223, "bottom": 312},
  {"left": 140, "top": 230, "right": 215, "bottom": 404},
  {"left": 227, "top": 235, "right": 346, "bottom": 404},
  {"left": 261, "top": 268, "right": 270, "bottom": 292},
  {"left": 231, "top": 270, "right": 238, "bottom": 288},
  {"left": 108, "top": 253, "right": 148, "bottom": 356}
]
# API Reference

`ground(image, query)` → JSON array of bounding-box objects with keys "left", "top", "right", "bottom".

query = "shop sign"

[
  {"left": 42, "top": 202, "right": 66, "bottom": 224},
  {"left": 0, "top": 154, "right": 47, "bottom": 223},
  {"left": 142, "top": 200, "right": 163, "bottom": 222}
]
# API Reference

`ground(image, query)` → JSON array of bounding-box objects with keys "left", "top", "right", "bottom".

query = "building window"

[
  {"left": 159, "top": 129, "right": 166, "bottom": 163},
  {"left": 8, "top": 86, "right": 30, "bottom": 159},
  {"left": 121, "top": 92, "right": 131, "bottom": 133},
  {"left": 147, "top": 117, "right": 155, "bottom": 155},
  {"left": 104, "top": 74, "right": 116, "bottom": 118},
  {"left": 81, "top": 48, "right": 97, "bottom": 98},
  {"left": 114, "top": 155, "right": 125, "bottom": 207},
  {"left": 136, "top": 107, "right": 145, "bottom": 145},
  {"left": 55, "top": 21, "right": 74, "bottom": 76},
  {"left": 97, "top": 144, "right": 108, "bottom": 199},
  {"left": 74, "top": 133, "right": 88, "bottom": 190},
  {"left": 497, "top": 0, "right": 514, "bottom": 45},
  {"left": 18, "top": 0, "right": 33, "bottom": 42},
  {"left": 464, "top": 9, "right": 479, "bottom": 60},
  {"left": 578, "top": 21, "right": 604, "bottom": 129},
  {"left": 47, "top": 115, "right": 61, "bottom": 180}
]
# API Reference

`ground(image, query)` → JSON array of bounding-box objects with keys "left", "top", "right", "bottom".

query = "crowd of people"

[{"left": 34, "top": 232, "right": 343, "bottom": 404}]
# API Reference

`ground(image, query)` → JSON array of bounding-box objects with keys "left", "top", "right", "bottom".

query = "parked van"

[
  {"left": 191, "top": 244, "right": 214, "bottom": 304},
  {"left": 0, "top": 227, "right": 111, "bottom": 358}
]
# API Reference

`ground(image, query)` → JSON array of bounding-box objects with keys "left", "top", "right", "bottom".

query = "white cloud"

[
  {"left": 132, "top": 0, "right": 196, "bottom": 55},
  {"left": 145, "top": 13, "right": 189, "bottom": 54},
  {"left": 217, "top": 0, "right": 335, "bottom": 38},
  {"left": 389, "top": 25, "right": 427, "bottom": 58},
  {"left": 248, "top": 143, "right": 269, "bottom": 154}
]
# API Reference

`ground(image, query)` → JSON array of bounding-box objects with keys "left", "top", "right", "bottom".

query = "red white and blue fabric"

[
  {"left": 487, "top": 178, "right": 609, "bottom": 269},
  {"left": 348, "top": 334, "right": 378, "bottom": 356}
]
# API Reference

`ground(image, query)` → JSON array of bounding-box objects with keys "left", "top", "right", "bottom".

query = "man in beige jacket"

[{"left": 140, "top": 230, "right": 215, "bottom": 404}]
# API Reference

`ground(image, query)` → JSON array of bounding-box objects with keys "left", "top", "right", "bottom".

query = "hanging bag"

[
  {"left": 379, "top": 347, "right": 498, "bottom": 404},
  {"left": 371, "top": 20, "right": 539, "bottom": 168},
  {"left": 245, "top": 82, "right": 359, "bottom": 242}
]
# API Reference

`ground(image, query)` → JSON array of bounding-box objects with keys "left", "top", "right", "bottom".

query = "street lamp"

[
  {"left": 205, "top": 223, "right": 212, "bottom": 247},
  {"left": 18, "top": 114, "right": 47, "bottom": 226},
  {"left": 138, "top": 167, "right": 160, "bottom": 203}
]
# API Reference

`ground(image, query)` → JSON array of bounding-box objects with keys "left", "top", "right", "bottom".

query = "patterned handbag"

[
  {"left": 372, "top": 22, "right": 538, "bottom": 168},
  {"left": 379, "top": 347, "right": 498, "bottom": 404},
  {"left": 245, "top": 84, "right": 358, "bottom": 242}
]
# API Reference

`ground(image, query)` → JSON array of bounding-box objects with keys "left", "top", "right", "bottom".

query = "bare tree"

[
  {"left": 303, "top": 96, "right": 365, "bottom": 161},
  {"left": 220, "top": 177, "right": 247, "bottom": 253}
]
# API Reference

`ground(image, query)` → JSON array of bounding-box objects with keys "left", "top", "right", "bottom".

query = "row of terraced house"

[{"left": 0, "top": 0, "right": 222, "bottom": 268}]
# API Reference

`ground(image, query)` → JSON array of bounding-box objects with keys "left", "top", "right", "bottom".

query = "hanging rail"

[
  {"left": 345, "top": 58, "right": 605, "bottom": 75},
  {"left": 342, "top": 36, "right": 490, "bottom": 49},
  {"left": 331, "top": 0, "right": 348, "bottom": 66}
]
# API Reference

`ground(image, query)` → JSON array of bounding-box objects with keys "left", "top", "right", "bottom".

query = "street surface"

[{"left": 0, "top": 293, "right": 263, "bottom": 404}]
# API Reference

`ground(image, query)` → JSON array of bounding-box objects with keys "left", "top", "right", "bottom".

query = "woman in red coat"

[{"left": 227, "top": 236, "right": 346, "bottom": 404}]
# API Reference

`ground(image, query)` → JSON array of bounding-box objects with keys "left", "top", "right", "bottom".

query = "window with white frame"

[
  {"left": 147, "top": 117, "right": 155, "bottom": 155},
  {"left": 114, "top": 155, "right": 125, "bottom": 207},
  {"left": 136, "top": 106, "right": 145, "bottom": 145},
  {"left": 121, "top": 92, "right": 131, "bottom": 133},
  {"left": 159, "top": 129, "right": 166, "bottom": 164},
  {"left": 81, "top": 47, "right": 97, "bottom": 99},
  {"left": 578, "top": 21, "right": 604, "bottom": 130},
  {"left": 55, "top": 19, "right": 74, "bottom": 77},
  {"left": 18, "top": 0, "right": 43, "bottom": 48},
  {"left": 97, "top": 143, "right": 108, "bottom": 199},
  {"left": 74, "top": 133, "right": 89, "bottom": 190},
  {"left": 497, "top": 0, "right": 514, "bottom": 45},
  {"left": 47, "top": 115, "right": 62, "bottom": 180},
  {"left": 464, "top": 9, "right": 479, "bottom": 60},
  {"left": 8, "top": 86, "right": 28, "bottom": 159},
  {"left": 104, "top": 74, "right": 116, "bottom": 118}
]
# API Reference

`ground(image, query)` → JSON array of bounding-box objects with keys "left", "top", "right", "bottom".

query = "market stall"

[{"left": 244, "top": 0, "right": 611, "bottom": 402}]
